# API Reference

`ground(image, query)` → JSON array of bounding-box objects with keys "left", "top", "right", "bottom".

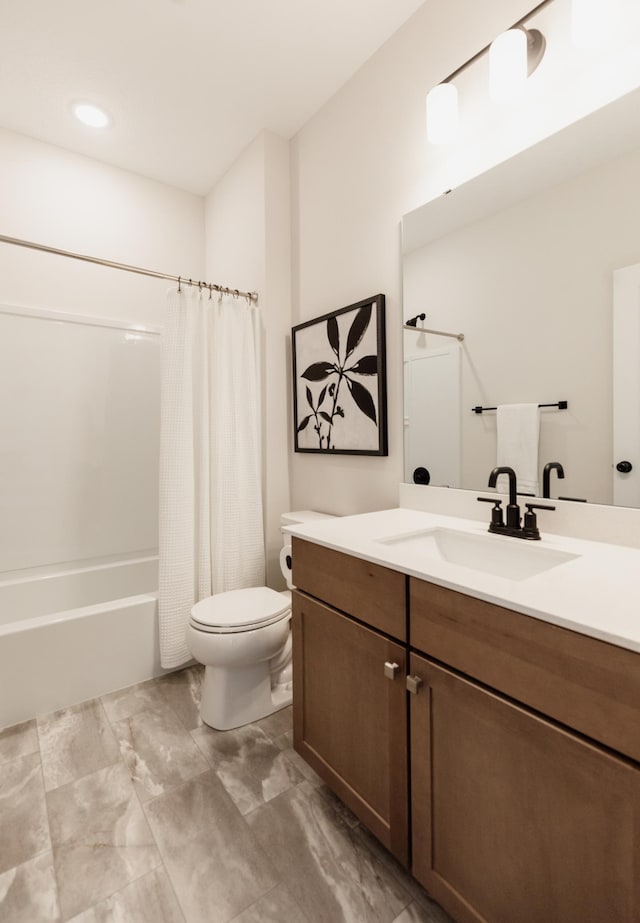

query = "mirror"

[{"left": 402, "top": 87, "right": 640, "bottom": 507}]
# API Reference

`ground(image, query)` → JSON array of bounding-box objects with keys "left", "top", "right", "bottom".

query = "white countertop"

[{"left": 285, "top": 508, "right": 640, "bottom": 654}]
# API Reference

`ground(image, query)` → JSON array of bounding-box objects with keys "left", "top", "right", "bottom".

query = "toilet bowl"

[{"left": 186, "top": 510, "right": 334, "bottom": 730}]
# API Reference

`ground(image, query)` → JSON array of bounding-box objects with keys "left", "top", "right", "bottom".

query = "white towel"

[{"left": 496, "top": 403, "right": 540, "bottom": 497}]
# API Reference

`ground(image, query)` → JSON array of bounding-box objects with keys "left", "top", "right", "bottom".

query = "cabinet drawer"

[
  {"left": 293, "top": 538, "right": 406, "bottom": 641},
  {"left": 410, "top": 577, "right": 640, "bottom": 763}
]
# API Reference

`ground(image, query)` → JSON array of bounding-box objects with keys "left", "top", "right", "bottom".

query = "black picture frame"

[{"left": 292, "top": 294, "right": 388, "bottom": 455}]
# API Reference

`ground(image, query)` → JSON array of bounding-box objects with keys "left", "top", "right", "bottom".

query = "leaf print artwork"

[
  {"left": 301, "top": 361, "right": 335, "bottom": 381},
  {"left": 345, "top": 302, "right": 371, "bottom": 359},
  {"left": 292, "top": 295, "right": 388, "bottom": 455},
  {"left": 327, "top": 315, "right": 340, "bottom": 358},
  {"left": 346, "top": 378, "right": 377, "bottom": 424},
  {"left": 345, "top": 355, "right": 377, "bottom": 375}
]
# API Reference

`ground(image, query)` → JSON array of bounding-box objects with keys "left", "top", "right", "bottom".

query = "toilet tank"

[{"left": 280, "top": 510, "right": 336, "bottom": 531}]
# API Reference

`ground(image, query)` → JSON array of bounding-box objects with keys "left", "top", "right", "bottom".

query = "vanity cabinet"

[
  {"left": 408, "top": 577, "right": 640, "bottom": 922},
  {"left": 291, "top": 537, "right": 409, "bottom": 864},
  {"left": 292, "top": 538, "right": 640, "bottom": 922},
  {"left": 409, "top": 654, "right": 640, "bottom": 923}
]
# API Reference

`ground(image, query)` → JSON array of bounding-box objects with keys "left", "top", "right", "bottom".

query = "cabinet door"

[
  {"left": 292, "top": 590, "right": 408, "bottom": 864},
  {"left": 410, "top": 654, "right": 640, "bottom": 923}
]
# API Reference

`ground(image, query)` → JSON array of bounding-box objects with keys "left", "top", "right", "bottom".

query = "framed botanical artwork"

[{"left": 292, "top": 294, "right": 388, "bottom": 455}]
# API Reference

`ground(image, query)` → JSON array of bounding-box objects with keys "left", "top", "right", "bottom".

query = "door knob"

[
  {"left": 616, "top": 460, "right": 633, "bottom": 473},
  {"left": 384, "top": 662, "right": 400, "bottom": 680},
  {"left": 406, "top": 675, "right": 423, "bottom": 695},
  {"left": 413, "top": 467, "right": 430, "bottom": 485}
]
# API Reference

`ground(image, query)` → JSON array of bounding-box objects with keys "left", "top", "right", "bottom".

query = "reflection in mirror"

[{"left": 402, "top": 88, "right": 640, "bottom": 508}]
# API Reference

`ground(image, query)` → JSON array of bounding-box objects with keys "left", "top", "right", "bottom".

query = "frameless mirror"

[{"left": 402, "top": 87, "right": 640, "bottom": 507}]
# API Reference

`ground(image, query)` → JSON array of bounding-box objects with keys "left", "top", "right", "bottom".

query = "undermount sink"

[{"left": 376, "top": 527, "right": 580, "bottom": 581}]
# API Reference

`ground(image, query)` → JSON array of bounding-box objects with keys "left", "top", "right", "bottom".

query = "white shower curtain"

[{"left": 158, "top": 287, "right": 265, "bottom": 668}]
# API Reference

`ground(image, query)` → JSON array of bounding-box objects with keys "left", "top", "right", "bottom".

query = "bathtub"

[{"left": 0, "top": 555, "right": 163, "bottom": 729}]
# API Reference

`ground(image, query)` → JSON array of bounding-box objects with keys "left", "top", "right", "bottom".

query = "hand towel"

[{"left": 496, "top": 403, "right": 540, "bottom": 496}]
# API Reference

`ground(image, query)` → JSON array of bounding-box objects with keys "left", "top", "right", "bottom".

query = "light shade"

[
  {"left": 571, "top": 0, "right": 620, "bottom": 48},
  {"left": 73, "top": 103, "right": 110, "bottom": 128},
  {"left": 426, "top": 83, "right": 459, "bottom": 145},
  {"left": 490, "top": 28, "right": 528, "bottom": 102}
]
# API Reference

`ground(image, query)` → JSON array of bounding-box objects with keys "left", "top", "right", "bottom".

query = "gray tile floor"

[{"left": 0, "top": 666, "right": 453, "bottom": 923}]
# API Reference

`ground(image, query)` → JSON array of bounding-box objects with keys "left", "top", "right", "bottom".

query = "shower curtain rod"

[{"left": 0, "top": 234, "right": 259, "bottom": 303}]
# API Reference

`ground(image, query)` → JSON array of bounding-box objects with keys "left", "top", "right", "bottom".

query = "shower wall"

[{"left": 0, "top": 305, "right": 160, "bottom": 575}]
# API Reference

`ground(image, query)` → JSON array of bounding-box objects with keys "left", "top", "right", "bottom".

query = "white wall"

[
  {"left": 289, "top": 0, "right": 640, "bottom": 515},
  {"left": 205, "top": 131, "right": 291, "bottom": 587},
  {"left": 0, "top": 129, "right": 204, "bottom": 574},
  {"left": 0, "top": 128, "right": 204, "bottom": 325}
]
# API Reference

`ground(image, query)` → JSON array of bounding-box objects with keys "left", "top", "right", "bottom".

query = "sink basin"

[{"left": 376, "top": 527, "right": 579, "bottom": 581}]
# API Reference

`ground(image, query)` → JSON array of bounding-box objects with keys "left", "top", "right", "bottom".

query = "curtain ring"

[
  {"left": 234, "top": 289, "right": 239, "bottom": 299},
  {"left": 177, "top": 276, "right": 181, "bottom": 293},
  {"left": 208, "top": 284, "right": 212, "bottom": 300}
]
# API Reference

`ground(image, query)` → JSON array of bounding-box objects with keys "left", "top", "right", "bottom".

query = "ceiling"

[{"left": 0, "top": 0, "right": 425, "bottom": 195}]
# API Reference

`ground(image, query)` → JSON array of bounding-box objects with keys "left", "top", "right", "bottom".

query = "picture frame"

[{"left": 292, "top": 294, "right": 388, "bottom": 455}]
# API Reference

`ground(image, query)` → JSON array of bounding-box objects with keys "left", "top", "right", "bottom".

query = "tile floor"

[{"left": 0, "top": 666, "right": 454, "bottom": 923}]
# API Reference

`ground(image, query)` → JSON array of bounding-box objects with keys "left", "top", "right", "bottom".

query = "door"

[
  {"left": 292, "top": 591, "right": 409, "bottom": 864},
  {"left": 613, "top": 263, "right": 640, "bottom": 506},
  {"left": 403, "top": 345, "right": 461, "bottom": 487},
  {"left": 409, "top": 653, "right": 640, "bottom": 923}
]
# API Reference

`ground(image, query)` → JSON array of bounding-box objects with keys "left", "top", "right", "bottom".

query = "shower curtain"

[{"left": 158, "top": 287, "right": 265, "bottom": 668}]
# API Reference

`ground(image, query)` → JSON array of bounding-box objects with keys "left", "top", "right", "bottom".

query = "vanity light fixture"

[
  {"left": 426, "top": 0, "right": 552, "bottom": 144},
  {"left": 73, "top": 102, "right": 110, "bottom": 128},
  {"left": 490, "top": 29, "right": 528, "bottom": 102},
  {"left": 490, "top": 26, "right": 546, "bottom": 102},
  {"left": 426, "top": 83, "right": 459, "bottom": 145}
]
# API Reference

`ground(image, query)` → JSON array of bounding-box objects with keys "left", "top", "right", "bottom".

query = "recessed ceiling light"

[{"left": 73, "top": 103, "right": 110, "bottom": 128}]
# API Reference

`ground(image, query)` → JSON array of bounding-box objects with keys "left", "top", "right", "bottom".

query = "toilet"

[{"left": 186, "top": 511, "right": 334, "bottom": 730}]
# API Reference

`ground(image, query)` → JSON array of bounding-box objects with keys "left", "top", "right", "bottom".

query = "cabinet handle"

[
  {"left": 384, "top": 661, "right": 400, "bottom": 680},
  {"left": 406, "top": 675, "right": 423, "bottom": 695}
]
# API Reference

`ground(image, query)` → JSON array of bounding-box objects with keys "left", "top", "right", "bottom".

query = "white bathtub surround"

[
  {"left": 159, "top": 288, "right": 264, "bottom": 668},
  {"left": 0, "top": 557, "right": 160, "bottom": 729},
  {"left": 0, "top": 554, "right": 158, "bottom": 625},
  {"left": 0, "top": 304, "right": 160, "bottom": 574}
]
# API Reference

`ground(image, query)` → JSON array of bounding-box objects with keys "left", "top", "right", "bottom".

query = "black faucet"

[
  {"left": 488, "top": 466, "right": 520, "bottom": 528},
  {"left": 543, "top": 461, "right": 565, "bottom": 499},
  {"left": 478, "top": 466, "right": 555, "bottom": 540}
]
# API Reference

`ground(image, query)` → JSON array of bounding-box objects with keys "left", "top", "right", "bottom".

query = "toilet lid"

[{"left": 190, "top": 586, "right": 290, "bottom": 632}]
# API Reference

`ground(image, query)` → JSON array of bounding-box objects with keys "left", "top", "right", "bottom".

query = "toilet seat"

[{"left": 190, "top": 586, "right": 290, "bottom": 635}]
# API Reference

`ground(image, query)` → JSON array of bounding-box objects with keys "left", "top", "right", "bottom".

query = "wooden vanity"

[{"left": 292, "top": 536, "right": 640, "bottom": 923}]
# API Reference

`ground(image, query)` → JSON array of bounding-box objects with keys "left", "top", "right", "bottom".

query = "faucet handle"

[
  {"left": 522, "top": 502, "right": 555, "bottom": 539},
  {"left": 525, "top": 502, "right": 556, "bottom": 513},
  {"left": 477, "top": 496, "right": 504, "bottom": 528}
]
